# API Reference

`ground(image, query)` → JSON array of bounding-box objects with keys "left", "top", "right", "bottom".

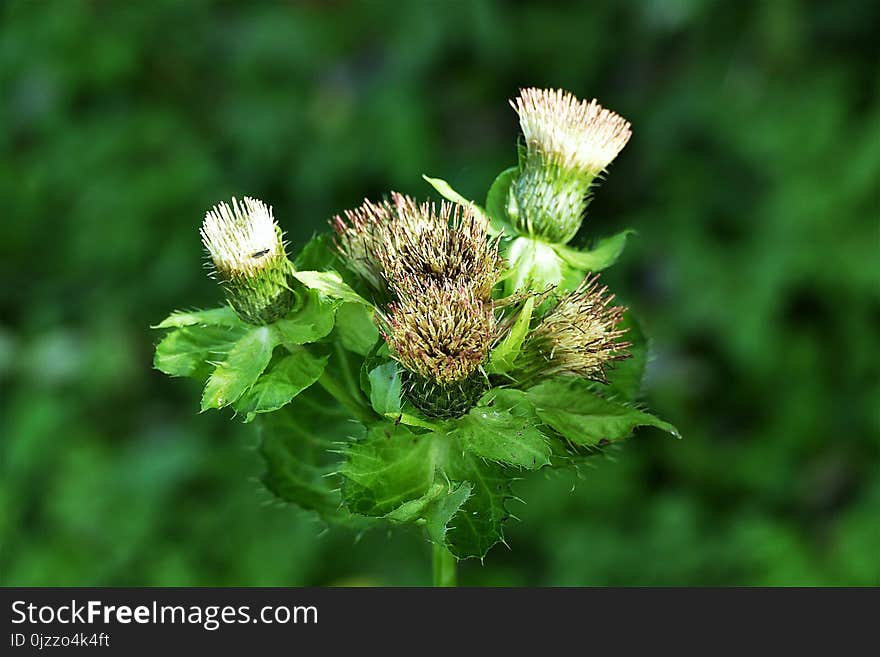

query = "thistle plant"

[{"left": 153, "top": 87, "right": 678, "bottom": 586}]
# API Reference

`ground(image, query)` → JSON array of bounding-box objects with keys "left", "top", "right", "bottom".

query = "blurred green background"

[{"left": 2, "top": 0, "right": 878, "bottom": 586}]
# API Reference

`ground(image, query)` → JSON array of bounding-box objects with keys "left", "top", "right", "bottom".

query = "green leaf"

[
  {"left": 294, "top": 232, "right": 339, "bottom": 271},
  {"left": 553, "top": 229, "right": 636, "bottom": 272},
  {"left": 484, "top": 166, "right": 518, "bottom": 236},
  {"left": 154, "top": 324, "right": 247, "bottom": 379},
  {"left": 259, "top": 389, "right": 368, "bottom": 526},
  {"left": 335, "top": 303, "right": 379, "bottom": 356},
  {"left": 443, "top": 452, "right": 510, "bottom": 559},
  {"left": 488, "top": 296, "right": 534, "bottom": 374},
  {"left": 452, "top": 394, "right": 551, "bottom": 469},
  {"left": 384, "top": 410, "right": 443, "bottom": 431},
  {"left": 599, "top": 311, "right": 647, "bottom": 402},
  {"left": 505, "top": 236, "right": 566, "bottom": 293},
  {"left": 292, "top": 270, "right": 372, "bottom": 306},
  {"left": 385, "top": 482, "right": 445, "bottom": 523},
  {"left": 368, "top": 362, "right": 402, "bottom": 415},
  {"left": 422, "top": 174, "right": 497, "bottom": 234},
  {"left": 200, "top": 325, "right": 275, "bottom": 411},
  {"left": 527, "top": 378, "right": 680, "bottom": 446},
  {"left": 233, "top": 350, "right": 328, "bottom": 422},
  {"left": 424, "top": 482, "right": 473, "bottom": 545},
  {"left": 340, "top": 423, "right": 437, "bottom": 517},
  {"left": 152, "top": 306, "right": 242, "bottom": 329},
  {"left": 272, "top": 290, "right": 337, "bottom": 345}
]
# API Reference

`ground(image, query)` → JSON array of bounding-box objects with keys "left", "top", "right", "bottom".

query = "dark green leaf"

[
  {"left": 233, "top": 350, "right": 328, "bottom": 422},
  {"left": 452, "top": 393, "right": 551, "bottom": 469},
  {"left": 527, "top": 378, "right": 680, "bottom": 446},
  {"left": 599, "top": 311, "right": 647, "bottom": 402},
  {"left": 340, "top": 423, "right": 437, "bottom": 517}
]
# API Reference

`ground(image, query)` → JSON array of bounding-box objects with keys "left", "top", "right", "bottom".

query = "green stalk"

[{"left": 432, "top": 544, "right": 457, "bottom": 587}]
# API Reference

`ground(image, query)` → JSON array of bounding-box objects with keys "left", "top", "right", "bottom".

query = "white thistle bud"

[
  {"left": 200, "top": 197, "right": 296, "bottom": 324},
  {"left": 509, "top": 88, "right": 632, "bottom": 244}
]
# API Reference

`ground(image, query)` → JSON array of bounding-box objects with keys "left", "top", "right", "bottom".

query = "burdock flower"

[
  {"left": 379, "top": 282, "right": 495, "bottom": 418},
  {"left": 200, "top": 196, "right": 297, "bottom": 324},
  {"left": 509, "top": 87, "right": 631, "bottom": 244},
  {"left": 516, "top": 274, "right": 631, "bottom": 384},
  {"left": 332, "top": 193, "right": 501, "bottom": 300}
]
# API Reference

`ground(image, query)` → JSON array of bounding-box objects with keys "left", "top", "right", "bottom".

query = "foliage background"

[{"left": 2, "top": 0, "right": 878, "bottom": 586}]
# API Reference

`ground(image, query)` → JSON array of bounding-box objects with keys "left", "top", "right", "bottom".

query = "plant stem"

[{"left": 432, "top": 544, "right": 457, "bottom": 587}]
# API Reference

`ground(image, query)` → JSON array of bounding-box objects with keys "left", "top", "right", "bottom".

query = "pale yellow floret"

[
  {"left": 513, "top": 87, "right": 632, "bottom": 175},
  {"left": 201, "top": 197, "right": 282, "bottom": 278}
]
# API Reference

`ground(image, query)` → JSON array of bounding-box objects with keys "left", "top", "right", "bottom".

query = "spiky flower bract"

[
  {"left": 379, "top": 282, "right": 494, "bottom": 418},
  {"left": 510, "top": 88, "right": 631, "bottom": 244},
  {"left": 516, "top": 274, "right": 631, "bottom": 384},
  {"left": 201, "top": 196, "right": 296, "bottom": 324},
  {"left": 332, "top": 193, "right": 501, "bottom": 300}
]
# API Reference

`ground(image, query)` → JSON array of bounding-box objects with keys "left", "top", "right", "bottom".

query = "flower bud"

[
  {"left": 200, "top": 197, "right": 297, "bottom": 324},
  {"left": 517, "top": 274, "right": 630, "bottom": 383},
  {"left": 510, "top": 88, "right": 631, "bottom": 243}
]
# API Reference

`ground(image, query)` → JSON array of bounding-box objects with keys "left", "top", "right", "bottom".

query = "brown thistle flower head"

[
  {"left": 332, "top": 193, "right": 501, "bottom": 299},
  {"left": 517, "top": 274, "right": 631, "bottom": 383},
  {"left": 200, "top": 197, "right": 296, "bottom": 324},
  {"left": 379, "top": 281, "right": 495, "bottom": 417},
  {"left": 509, "top": 88, "right": 632, "bottom": 244}
]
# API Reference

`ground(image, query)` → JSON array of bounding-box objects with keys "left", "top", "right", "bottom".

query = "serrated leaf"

[
  {"left": 424, "top": 482, "right": 472, "bottom": 545},
  {"left": 484, "top": 166, "right": 518, "bottom": 236},
  {"left": 152, "top": 306, "right": 242, "bottom": 329},
  {"left": 272, "top": 290, "right": 337, "bottom": 345},
  {"left": 443, "top": 452, "right": 510, "bottom": 559},
  {"left": 340, "top": 423, "right": 437, "bottom": 517},
  {"left": 154, "top": 324, "right": 247, "bottom": 379},
  {"left": 201, "top": 325, "right": 275, "bottom": 410},
  {"left": 335, "top": 302, "right": 379, "bottom": 356},
  {"left": 488, "top": 296, "right": 534, "bottom": 374},
  {"left": 453, "top": 396, "right": 551, "bottom": 469},
  {"left": 553, "top": 229, "right": 636, "bottom": 272},
  {"left": 259, "top": 390, "right": 368, "bottom": 526},
  {"left": 383, "top": 410, "right": 443, "bottom": 431},
  {"left": 292, "top": 270, "right": 372, "bottom": 306},
  {"left": 233, "top": 350, "right": 328, "bottom": 422},
  {"left": 385, "top": 482, "right": 445, "bottom": 523},
  {"left": 527, "top": 377, "right": 680, "bottom": 445},
  {"left": 368, "top": 362, "right": 402, "bottom": 415}
]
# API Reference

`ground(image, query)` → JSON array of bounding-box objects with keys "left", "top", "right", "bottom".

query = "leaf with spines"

[
  {"left": 259, "top": 388, "right": 370, "bottom": 526},
  {"left": 526, "top": 377, "right": 680, "bottom": 446},
  {"left": 424, "top": 482, "right": 473, "bottom": 545},
  {"left": 154, "top": 324, "right": 247, "bottom": 379},
  {"left": 233, "top": 350, "right": 328, "bottom": 422},
  {"left": 452, "top": 389, "right": 551, "bottom": 469}
]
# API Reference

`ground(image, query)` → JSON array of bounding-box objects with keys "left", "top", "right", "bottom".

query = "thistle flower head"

[
  {"left": 200, "top": 197, "right": 296, "bottom": 324},
  {"left": 508, "top": 88, "right": 632, "bottom": 243},
  {"left": 332, "top": 193, "right": 501, "bottom": 299},
  {"left": 518, "top": 274, "right": 630, "bottom": 383},
  {"left": 513, "top": 87, "right": 631, "bottom": 177},
  {"left": 380, "top": 282, "right": 495, "bottom": 386},
  {"left": 379, "top": 281, "right": 494, "bottom": 418}
]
